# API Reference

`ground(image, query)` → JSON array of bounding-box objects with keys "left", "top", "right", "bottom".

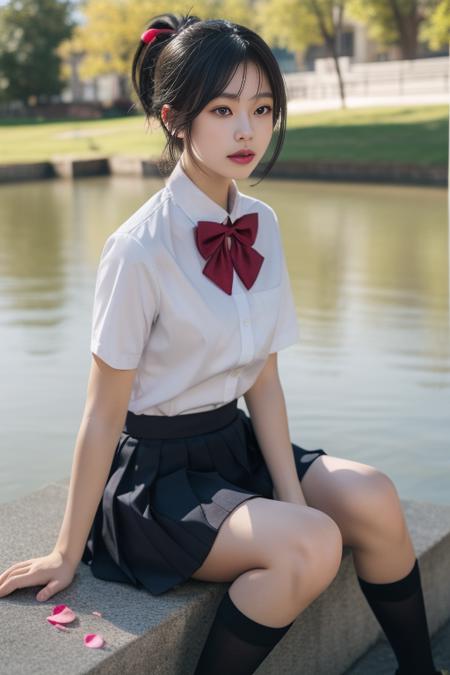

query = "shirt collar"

[{"left": 164, "top": 158, "right": 241, "bottom": 226}]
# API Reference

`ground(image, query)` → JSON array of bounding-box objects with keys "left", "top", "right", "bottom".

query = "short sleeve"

[
  {"left": 268, "top": 213, "right": 300, "bottom": 354},
  {"left": 90, "top": 233, "right": 159, "bottom": 369}
]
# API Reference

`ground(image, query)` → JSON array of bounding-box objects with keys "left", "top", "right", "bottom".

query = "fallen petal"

[
  {"left": 84, "top": 633, "right": 105, "bottom": 649},
  {"left": 92, "top": 611, "right": 102, "bottom": 617},
  {"left": 54, "top": 624, "right": 70, "bottom": 632},
  {"left": 53, "top": 604, "right": 67, "bottom": 613},
  {"left": 46, "top": 604, "right": 77, "bottom": 625}
]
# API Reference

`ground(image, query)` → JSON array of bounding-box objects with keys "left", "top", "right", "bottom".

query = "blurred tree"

[
  {"left": 419, "top": 0, "right": 450, "bottom": 49},
  {"left": 256, "top": 0, "right": 349, "bottom": 108},
  {"left": 0, "top": 0, "right": 75, "bottom": 103},
  {"left": 58, "top": 0, "right": 255, "bottom": 101},
  {"left": 347, "top": 0, "right": 443, "bottom": 59},
  {"left": 59, "top": 0, "right": 145, "bottom": 99},
  {"left": 58, "top": 0, "right": 353, "bottom": 109}
]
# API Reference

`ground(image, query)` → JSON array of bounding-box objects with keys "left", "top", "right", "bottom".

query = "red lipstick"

[{"left": 227, "top": 149, "right": 255, "bottom": 164}]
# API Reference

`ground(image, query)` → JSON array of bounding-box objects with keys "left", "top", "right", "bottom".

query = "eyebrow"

[{"left": 213, "top": 92, "right": 274, "bottom": 101}]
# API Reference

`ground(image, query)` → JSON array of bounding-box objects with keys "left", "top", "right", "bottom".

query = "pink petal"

[
  {"left": 84, "top": 633, "right": 105, "bottom": 649},
  {"left": 46, "top": 604, "right": 77, "bottom": 625},
  {"left": 91, "top": 611, "right": 102, "bottom": 617},
  {"left": 54, "top": 624, "right": 70, "bottom": 632}
]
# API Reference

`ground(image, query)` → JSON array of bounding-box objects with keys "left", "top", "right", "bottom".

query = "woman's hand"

[{"left": 0, "top": 549, "right": 77, "bottom": 602}]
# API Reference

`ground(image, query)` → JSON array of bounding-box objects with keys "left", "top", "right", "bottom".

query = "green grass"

[
  {"left": 283, "top": 105, "right": 448, "bottom": 165},
  {"left": 0, "top": 104, "right": 447, "bottom": 166}
]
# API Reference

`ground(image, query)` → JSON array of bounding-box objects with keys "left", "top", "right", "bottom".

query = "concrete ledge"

[
  {"left": 0, "top": 156, "right": 447, "bottom": 186},
  {"left": 51, "top": 156, "right": 110, "bottom": 178},
  {"left": 1, "top": 479, "right": 450, "bottom": 675},
  {"left": 0, "top": 161, "right": 55, "bottom": 182},
  {"left": 345, "top": 615, "right": 450, "bottom": 674},
  {"left": 259, "top": 159, "right": 448, "bottom": 186}
]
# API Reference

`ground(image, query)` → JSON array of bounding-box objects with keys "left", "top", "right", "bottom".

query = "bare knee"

[
  {"left": 271, "top": 508, "right": 342, "bottom": 601},
  {"left": 344, "top": 468, "right": 407, "bottom": 543},
  {"left": 292, "top": 508, "right": 343, "bottom": 582},
  {"left": 190, "top": 498, "right": 342, "bottom": 588}
]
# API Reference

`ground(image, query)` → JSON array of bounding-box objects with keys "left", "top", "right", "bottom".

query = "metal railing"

[{"left": 284, "top": 55, "right": 450, "bottom": 100}]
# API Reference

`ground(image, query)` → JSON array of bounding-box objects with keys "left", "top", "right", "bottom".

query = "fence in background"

[{"left": 285, "top": 55, "right": 449, "bottom": 100}]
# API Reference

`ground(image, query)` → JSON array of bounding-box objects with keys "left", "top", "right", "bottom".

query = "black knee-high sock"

[
  {"left": 193, "top": 589, "right": 294, "bottom": 675},
  {"left": 357, "top": 558, "right": 439, "bottom": 675}
]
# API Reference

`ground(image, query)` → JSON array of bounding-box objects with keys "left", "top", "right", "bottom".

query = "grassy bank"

[{"left": 0, "top": 104, "right": 447, "bottom": 166}]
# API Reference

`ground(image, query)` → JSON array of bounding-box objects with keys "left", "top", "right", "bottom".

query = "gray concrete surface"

[
  {"left": 1, "top": 477, "right": 449, "bottom": 674},
  {"left": 344, "top": 615, "right": 450, "bottom": 674}
]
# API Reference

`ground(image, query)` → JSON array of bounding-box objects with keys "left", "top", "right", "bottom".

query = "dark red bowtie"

[{"left": 194, "top": 212, "right": 264, "bottom": 295}]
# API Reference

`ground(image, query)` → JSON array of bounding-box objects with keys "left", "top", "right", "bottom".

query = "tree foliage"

[
  {"left": 419, "top": 0, "right": 450, "bottom": 49},
  {"left": 0, "top": 0, "right": 75, "bottom": 103},
  {"left": 4, "top": 0, "right": 447, "bottom": 105},
  {"left": 346, "top": 0, "right": 446, "bottom": 58},
  {"left": 256, "top": 0, "right": 349, "bottom": 107},
  {"left": 58, "top": 0, "right": 255, "bottom": 81}
]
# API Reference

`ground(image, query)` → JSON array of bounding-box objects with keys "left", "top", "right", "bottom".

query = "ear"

[{"left": 161, "top": 104, "right": 184, "bottom": 139}]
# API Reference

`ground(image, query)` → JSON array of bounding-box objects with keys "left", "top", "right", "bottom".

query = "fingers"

[
  {"left": 6, "top": 567, "right": 30, "bottom": 578},
  {"left": 37, "top": 580, "right": 60, "bottom": 602},
  {"left": 0, "top": 560, "right": 33, "bottom": 585},
  {"left": 0, "top": 564, "right": 28, "bottom": 587},
  {"left": 0, "top": 555, "right": 72, "bottom": 600},
  {"left": 0, "top": 567, "right": 39, "bottom": 598}
]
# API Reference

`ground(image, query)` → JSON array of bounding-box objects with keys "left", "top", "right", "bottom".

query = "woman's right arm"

[{"left": 0, "top": 354, "right": 137, "bottom": 600}]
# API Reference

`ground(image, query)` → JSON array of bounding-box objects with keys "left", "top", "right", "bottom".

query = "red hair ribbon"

[{"left": 141, "top": 27, "right": 176, "bottom": 44}]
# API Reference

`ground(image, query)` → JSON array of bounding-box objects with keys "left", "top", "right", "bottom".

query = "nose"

[{"left": 234, "top": 112, "right": 253, "bottom": 141}]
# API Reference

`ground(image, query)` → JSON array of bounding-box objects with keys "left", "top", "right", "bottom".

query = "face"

[{"left": 162, "top": 60, "right": 274, "bottom": 180}]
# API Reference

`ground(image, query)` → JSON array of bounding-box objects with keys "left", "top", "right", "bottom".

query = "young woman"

[{"left": 0, "top": 12, "right": 446, "bottom": 675}]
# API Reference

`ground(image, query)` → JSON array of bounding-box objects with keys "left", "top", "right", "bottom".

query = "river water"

[{"left": 0, "top": 174, "right": 448, "bottom": 506}]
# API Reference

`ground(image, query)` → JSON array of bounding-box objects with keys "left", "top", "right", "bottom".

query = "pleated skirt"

[{"left": 81, "top": 398, "right": 328, "bottom": 596}]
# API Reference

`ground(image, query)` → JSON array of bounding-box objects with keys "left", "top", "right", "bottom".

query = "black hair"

[{"left": 131, "top": 11, "right": 287, "bottom": 187}]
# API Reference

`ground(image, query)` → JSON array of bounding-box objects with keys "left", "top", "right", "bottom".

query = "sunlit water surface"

[{"left": 0, "top": 174, "right": 448, "bottom": 506}]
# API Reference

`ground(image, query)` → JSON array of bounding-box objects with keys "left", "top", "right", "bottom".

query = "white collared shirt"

[{"left": 90, "top": 158, "right": 300, "bottom": 416}]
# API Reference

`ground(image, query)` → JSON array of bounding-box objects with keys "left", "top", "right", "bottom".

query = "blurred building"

[{"left": 297, "top": 15, "right": 448, "bottom": 71}]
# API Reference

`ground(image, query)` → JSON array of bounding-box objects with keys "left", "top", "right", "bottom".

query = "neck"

[{"left": 180, "top": 154, "right": 233, "bottom": 213}]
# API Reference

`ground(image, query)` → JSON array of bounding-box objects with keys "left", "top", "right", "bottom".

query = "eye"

[
  {"left": 256, "top": 105, "right": 272, "bottom": 115},
  {"left": 212, "top": 106, "right": 231, "bottom": 116},
  {"left": 211, "top": 105, "right": 272, "bottom": 116}
]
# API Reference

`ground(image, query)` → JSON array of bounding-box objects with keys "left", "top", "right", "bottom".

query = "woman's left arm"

[{"left": 243, "top": 353, "right": 307, "bottom": 506}]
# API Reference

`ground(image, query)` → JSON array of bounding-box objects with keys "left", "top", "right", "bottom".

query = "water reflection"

[{"left": 0, "top": 174, "right": 448, "bottom": 506}]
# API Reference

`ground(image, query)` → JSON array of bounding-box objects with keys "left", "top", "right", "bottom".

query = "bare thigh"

[{"left": 191, "top": 496, "right": 343, "bottom": 583}]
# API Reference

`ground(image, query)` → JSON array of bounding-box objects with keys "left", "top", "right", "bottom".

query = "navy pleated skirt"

[{"left": 81, "top": 398, "right": 328, "bottom": 596}]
